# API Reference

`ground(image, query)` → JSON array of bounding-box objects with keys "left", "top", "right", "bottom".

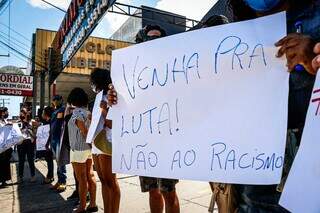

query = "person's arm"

[
  {"left": 275, "top": 33, "right": 317, "bottom": 75},
  {"left": 100, "top": 99, "right": 112, "bottom": 129},
  {"left": 312, "top": 43, "right": 320, "bottom": 72},
  {"left": 107, "top": 84, "right": 118, "bottom": 106},
  {"left": 75, "top": 119, "right": 88, "bottom": 138},
  {"left": 45, "top": 125, "right": 51, "bottom": 151}
]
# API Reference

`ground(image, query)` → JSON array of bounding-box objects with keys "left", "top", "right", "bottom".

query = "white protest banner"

[
  {"left": 36, "top": 124, "right": 50, "bottom": 151},
  {"left": 279, "top": 70, "right": 320, "bottom": 212},
  {"left": 86, "top": 91, "right": 105, "bottom": 144},
  {"left": 111, "top": 12, "right": 288, "bottom": 184},
  {"left": 0, "top": 124, "right": 23, "bottom": 153}
]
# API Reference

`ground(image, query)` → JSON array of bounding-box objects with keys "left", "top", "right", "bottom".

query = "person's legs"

[
  {"left": 149, "top": 188, "right": 164, "bottom": 213},
  {"left": 160, "top": 179, "right": 180, "bottom": 213},
  {"left": 67, "top": 171, "right": 79, "bottom": 200},
  {"left": 140, "top": 176, "right": 164, "bottom": 213},
  {"left": 57, "top": 164, "right": 67, "bottom": 184},
  {"left": 26, "top": 141, "right": 36, "bottom": 178},
  {"left": 17, "top": 143, "right": 26, "bottom": 179},
  {"left": 74, "top": 172, "right": 79, "bottom": 193},
  {"left": 93, "top": 155, "right": 107, "bottom": 211},
  {"left": 86, "top": 159, "right": 97, "bottom": 209},
  {"left": 0, "top": 148, "right": 12, "bottom": 185},
  {"left": 72, "top": 162, "right": 88, "bottom": 212},
  {"left": 162, "top": 191, "right": 180, "bottom": 213},
  {"left": 45, "top": 150, "right": 54, "bottom": 179},
  {"left": 101, "top": 155, "right": 120, "bottom": 213}
]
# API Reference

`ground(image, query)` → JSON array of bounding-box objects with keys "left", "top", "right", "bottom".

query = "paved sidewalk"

[{"left": 0, "top": 158, "right": 216, "bottom": 213}]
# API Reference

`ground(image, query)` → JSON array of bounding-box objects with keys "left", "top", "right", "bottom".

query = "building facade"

[
  {"left": 28, "top": 29, "right": 131, "bottom": 116},
  {"left": 110, "top": 6, "right": 187, "bottom": 43}
]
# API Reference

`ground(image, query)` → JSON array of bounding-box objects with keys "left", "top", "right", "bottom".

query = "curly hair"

[
  {"left": 90, "top": 68, "right": 112, "bottom": 92},
  {"left": 67, "top": 87, "right": 88, "bottom": 107}
]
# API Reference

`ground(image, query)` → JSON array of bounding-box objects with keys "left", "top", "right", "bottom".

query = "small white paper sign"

[
  {"left": 0, "top": 124, "right": 23, "bottom": 153},
  {"left": 36, "top": 124, "right": 50, "bottom": 151},
  {"left": 280, "top": 71, "right": 320, "bottom": 212},
  {"left": 111, "top": 12, "right": 288, "bottom": 184},
  {"left": 86, "top": 91, "right": 104, "bottom": 144}
]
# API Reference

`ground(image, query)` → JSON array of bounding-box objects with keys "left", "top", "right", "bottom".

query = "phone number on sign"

[{"left": 0, "top": 89, "right": 22, "bottom": 96}]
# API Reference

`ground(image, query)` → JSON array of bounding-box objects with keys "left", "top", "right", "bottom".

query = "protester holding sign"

[
  {"left": 89, "top": 68, "right": 120, "bottom": 213},
  {"left": 68, "top": 88, "right": 98, "bottom": 213},
  {"left": 108, "top": 25, "right": 180, "bottom": 213},
  {"left": 225, "top": 0, "right": 320, "bottom": 212},
  {"left": 41, "top": 106, "right": 54, "bottom": 184},
  {"left": 17, "top": 109, "right": 36, "bottom": 183},
  {"left": 50, "top": 95, "right": 67, "bottom": 192},
  {"left": 0, "top": 107, "right": 13, "bottom": 187}
]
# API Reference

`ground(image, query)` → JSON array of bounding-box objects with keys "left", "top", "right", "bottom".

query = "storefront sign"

[
  {"left": 111, "top": 13, "right": 288, "bottom": 184},
  {"left": 53, "top": 0, "right": 116, "bottom": 69},
  {"left": 0, "top": 73, "right": 33, "bottom": 96}
]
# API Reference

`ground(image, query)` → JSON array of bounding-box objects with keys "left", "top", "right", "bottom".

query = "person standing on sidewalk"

[
  {"left": 0, "top": 107, "right": 13, "bottom": 187},
  {"left": 17, "top": 109, "right": 36, "bottom": 183},
  {"left": 89, "top": 68, "right": 121, "bottom": 213},
  {"left": 50, "top": 95, "right": 67, "bottom": 192},
  {"left": 226, "top": 0, "right": 320, "bottom": 212},
  {"left": 41, "top": 106, "right": 54, "bottom": 184},
  {"left": 68, "top": 88, "right": 97, "bottom": 213},
  {"left": 107, "top": 25, "right": 180, "bottom": 213}
]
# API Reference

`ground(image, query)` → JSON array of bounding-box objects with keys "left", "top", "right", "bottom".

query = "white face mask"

[{"left": 91, "top": 84, "right": 98, "bottom": 93}]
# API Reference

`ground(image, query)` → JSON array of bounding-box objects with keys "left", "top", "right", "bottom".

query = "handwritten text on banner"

[
  {"left": 111, "top": 12, "right": 288, "bottom": 184},
  {"left": 36, "top": 125, "right": 50, "bottom": 151}
]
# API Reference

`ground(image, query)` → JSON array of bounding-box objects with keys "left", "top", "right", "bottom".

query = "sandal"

[{"left": 86, "top": 206, "right": 98, "bottom": 212}]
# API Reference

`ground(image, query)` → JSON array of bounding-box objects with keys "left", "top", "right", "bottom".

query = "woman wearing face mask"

[
  {"left": 226, "top": 0, "right": 320, "bottom": 212},
  {"left": 0, "top": 107, "right": 13, "bottom": 187},
  {"left": 17, "top": 110, "right": 36, "bottom": 183},
  {"left": 89, "top": 68, "right": 120, "bottom": 213}
]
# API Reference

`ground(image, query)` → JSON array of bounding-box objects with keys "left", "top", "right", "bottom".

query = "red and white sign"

[{"left": 0, "top": 73, "right": 33, "bottom": 97}]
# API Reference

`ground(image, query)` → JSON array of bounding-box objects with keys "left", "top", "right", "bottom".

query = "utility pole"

[{"left": 0, "top": 98, "right": 10, "bottom": 107}]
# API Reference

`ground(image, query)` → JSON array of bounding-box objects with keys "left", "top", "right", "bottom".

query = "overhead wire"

[
  {"left": 0, "top": 29, "right": 53, "bottom": 62},
  {"left": 0, "top": 39, "right": 48, "bottom": 71},
  {"left": 0, "top": 22, "right": 31, "bottom": 42},
  {"left": 0, "top": 43, "right": 29, "bottom": 64}
]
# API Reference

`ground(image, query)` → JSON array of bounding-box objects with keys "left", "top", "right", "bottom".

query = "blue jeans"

[
  {"left": 51, "top": 139, "right": 67, "bottom": 184},
  {"left": 57, "top": 164, "right": 66, "bottom": 184}
]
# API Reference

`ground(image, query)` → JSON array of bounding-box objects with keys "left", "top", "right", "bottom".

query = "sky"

[{"left": 0, "top": 0, "right": 217, "bottom": 117}]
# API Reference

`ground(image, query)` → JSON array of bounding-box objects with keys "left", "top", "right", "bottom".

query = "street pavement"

[{"left": 0, "top": 154, "right": 216, "bottom": 213}]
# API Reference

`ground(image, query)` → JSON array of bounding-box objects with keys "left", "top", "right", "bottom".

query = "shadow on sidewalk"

[{"left": 15, "top": 161, "right": 75, "bottom": 213}]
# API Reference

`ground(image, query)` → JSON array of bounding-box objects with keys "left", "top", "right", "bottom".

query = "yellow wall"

[{"left": 34, "top": 29, "right": 131, "bottom": 75}]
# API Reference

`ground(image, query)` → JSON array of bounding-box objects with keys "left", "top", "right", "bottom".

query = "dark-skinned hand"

[
  {"left": 100, "top": 100, "right": 109, "bottom": 117},
  {"left": 107, "top": 84, "right": 118, "bottom": 106},
  {"left": 312, "top": 43, "right": 320, "bottom": 72},
  {"left": 275, "top": 33, "right": 317, "bottom": 75}
]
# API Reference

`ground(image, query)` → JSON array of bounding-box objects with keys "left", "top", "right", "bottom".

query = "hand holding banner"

[
  {"left": 110, "top": 12, "right": 288, "bottom": 184},
  {"left": 36, "top": 124, "right": 50, "bottom": 151},
  {"left": 0, "top": 124, "right": 23, "bottom": 153}
]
